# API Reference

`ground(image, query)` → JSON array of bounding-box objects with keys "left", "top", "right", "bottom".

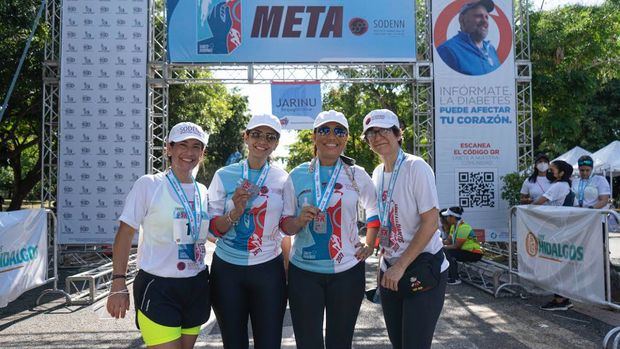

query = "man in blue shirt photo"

[{"left": 437, "top": 0, "right": 501, "bottom": 76}]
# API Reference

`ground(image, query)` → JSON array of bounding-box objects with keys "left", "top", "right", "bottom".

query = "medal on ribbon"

[
  {"left": 166, "top": 170, "right": 204, "bottom": 263},
  {"left": 378, "top": 150, "right": 405, "bottom": 247},
  {"left": 312, "top": 158, "right": 343, "bottom": 233}
]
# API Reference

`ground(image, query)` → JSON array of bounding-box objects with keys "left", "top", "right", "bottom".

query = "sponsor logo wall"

[
  {"left": 0, "top": 209, "right": 48, "bottom": 307},
  {"left": 271, "top": 81, "right": 322, "bottom": 130},
  {"left": 167, "top": 0, "right": 416, "bottom": 62},
  {"left": 59, "top": 0, "right": 147, "bottom": 244},
  {"left": 516, "top": 206, "right": 606, "bottom": 305},
  {"left": 432, "top": 0, "right": 517, "bottom": 234}
]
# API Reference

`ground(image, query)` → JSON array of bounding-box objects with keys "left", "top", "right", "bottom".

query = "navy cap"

[{"left": 460, "top": 0, "right": 494, "bottom": 15}]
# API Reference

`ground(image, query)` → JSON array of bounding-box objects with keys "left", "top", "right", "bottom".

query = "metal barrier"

[
  {"left": 65, "top": 252, "right": 137, "bottom": 305},
  {"left": 604, "top": 327, "right": 620, "bottom": 349},
  {"left": 36, "top": 210, "right": 71, "bottom": 305}
]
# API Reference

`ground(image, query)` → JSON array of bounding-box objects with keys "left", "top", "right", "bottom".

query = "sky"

[{"left": 217, "top": 0, "right": 606, "bottom": 159}]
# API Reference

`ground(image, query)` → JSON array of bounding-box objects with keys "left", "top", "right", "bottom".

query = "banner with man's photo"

[
  {"left": 167, "top": 0, "right": 416, "bottom": 63},
  {"left": 432, "top": 0, "right": 517, "bottom": 235}
]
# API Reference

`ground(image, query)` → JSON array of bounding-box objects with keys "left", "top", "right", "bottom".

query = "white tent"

[
  {"left": 553, "top": 146, "right": 596, "bottom": 171},
  {"left": 592, "top": 140, "right": 620, "bottom": 174}
]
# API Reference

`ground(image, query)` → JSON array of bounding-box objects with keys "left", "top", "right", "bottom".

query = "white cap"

[
  {"left": 167, "top": 122, "right": 209, "bottom": 147},
  {"left": 441, "top": 207, "right": 462, "bottom": 219},
  {"left": 313, "top": 110, "right": 349, "bottom": 130},
  {"left": 246, "top": 114, "right": 282, "bottom": 134},
  {"left": 362, "top": 109, "right": 400, "bottom": 134}
]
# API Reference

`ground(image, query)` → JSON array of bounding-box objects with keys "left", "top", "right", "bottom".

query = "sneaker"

[
  {"left": 540, "top": 299, "right": 573, "bottom": 311},
  {"left": 447, "top": 278, "right": 462, "bottom": 285}
]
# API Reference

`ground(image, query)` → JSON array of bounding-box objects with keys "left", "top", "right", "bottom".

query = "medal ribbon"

[
  {"left": 242, "top": 160, "right": 270, "bottom": 208},
  {"left": 378, "top": 150, "right": 406, "bottom": 227},
  {"left": 166, "top": 170, "right": 203, "bottom": 242},
  {"left": 577, "top": 177, "right": 591, "bottom": 207},
  {"left": 314, "top": 157, "right": 343, "bottom": 211}
]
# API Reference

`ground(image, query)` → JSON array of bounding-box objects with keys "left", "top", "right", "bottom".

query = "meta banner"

[
  {"left": 516, "top": 206, "right": 606, "bottom": 305},
  {"left": 0, "top": 209, "right": 47, "bottom": 308},
  {"left": 432, "top": 0, "right": 517, "bottom": 234},
  {"left": 271, "top": 81, "right": 322, "bottom": 130},
  {"left": 167, "top": 0, "right": 416, "bottom": 63}
]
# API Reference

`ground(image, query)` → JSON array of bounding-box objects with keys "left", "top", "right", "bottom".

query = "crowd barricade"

[
  {"left": 0, "top": 209, "right": 70, "bottom": 307},
  {"left": 508, "top": 205, "right": 620, "bottom": 309},
  {"left": 604, "top": 327, "right": 620, "bottom": 349}
]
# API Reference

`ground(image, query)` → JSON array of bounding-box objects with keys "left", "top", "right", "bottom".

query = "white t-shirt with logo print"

[
  {"left": 571, "top": 175, "right": 611, "bottom": 208},
  {"left": 119, "top": 172, "right": 210, "bottom": 278},
  {"left": 520, "top": 175, "right": 552, "bottom": 203},
  {"left": 371, "top": 153, "right": 449, "bottom": 273},
  {"left": 542, "top": 181, "right": 571, "bottom": 206}
]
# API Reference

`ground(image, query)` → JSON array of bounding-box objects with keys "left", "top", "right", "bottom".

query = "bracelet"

[
  {"left": 112, "top": 274, "right": 126, "bottom": 280},
  {"left": 226, "top": 211, "right": 239, "bottom": 226}
]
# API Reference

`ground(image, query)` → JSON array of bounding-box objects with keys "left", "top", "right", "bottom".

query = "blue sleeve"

[{"left": 437, "top": 43, "right": 459, "bottom": 72}]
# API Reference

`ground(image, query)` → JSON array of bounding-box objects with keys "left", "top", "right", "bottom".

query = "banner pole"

[{"left": 36, "top": 210, "right": 71, "bottom": 305}]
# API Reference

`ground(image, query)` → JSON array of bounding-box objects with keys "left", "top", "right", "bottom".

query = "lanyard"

[
  {"left": 451, "top": 220, "right": 464, "bottom": 245},
  {"left": 242, "top": 160, "right": 270, "bottom": 207},
  {"left": 577, "top": 177, "right": 591, "bottom": 205},
  {"left": 378, "top": 150, "right": 406, "bottom": 227},
  {"left": 314, "top": 158, "right": 343, "bottom": 211},
  {"left": 166, "top": 170, "right": 203, "bottom": 242}
]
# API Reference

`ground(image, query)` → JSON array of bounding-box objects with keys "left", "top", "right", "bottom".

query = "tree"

[
  {"left": 0, "top": 0, "right": 46, "bottom": 210},
  {"left": 530, "top": 0, "right": 620, "bottom": 155}
]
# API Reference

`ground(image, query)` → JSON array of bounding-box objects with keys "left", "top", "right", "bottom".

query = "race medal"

[
  {"left": 313, "top": 211, "right": 327, "bottom": 234},
  {"left": 379, "top": 226, "right": 390, "bottom": 248},
  {"left": 193, "top": 241, "right": 206, "bottom": 264}
]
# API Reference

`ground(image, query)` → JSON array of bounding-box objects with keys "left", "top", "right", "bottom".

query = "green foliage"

[
  {"left": 168, "top": 74, "right": 249, "bottom": 183},
  {"left": 286, "top": 78, "right": 415, "bottom": 174},
  {"left": 531, "top": 1, "right": 620, "bottom": 155},
  {"left": 0, "top": 0, "right": 47, "bottom": 210},
  {"left": 500, "top": 172, "right": 528, "bottom": 207}
]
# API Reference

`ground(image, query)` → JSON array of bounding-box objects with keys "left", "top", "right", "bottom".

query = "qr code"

[{"left": 458, "top": 171, "right": 495, "bottom": 208}]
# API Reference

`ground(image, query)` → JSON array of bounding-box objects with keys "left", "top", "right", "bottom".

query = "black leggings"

[
  {"left": 380, "top": 270, "right": 447, "bottom": 349},
  {"left": 287, "top": 262, "right": 365, "bottom": 349},
  {"left": 445, "top": 249, "right": 482, "bottom": 280},
  {"left": 210, "top": 254, "right": 287, "bottom": 349}
]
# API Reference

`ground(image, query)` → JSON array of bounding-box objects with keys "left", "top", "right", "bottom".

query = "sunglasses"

[
  {"left": 315, "top": 126, "right": 348, "bottom": 138},
  {"left": 364, "top": 128, "right": 393, "bottom": 140},
  {"left": 248, "top": 130, "right": 279, "bottom": 143}
]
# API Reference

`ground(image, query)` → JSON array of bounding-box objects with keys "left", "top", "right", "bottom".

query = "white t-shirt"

[
  {"left": 119, "top": 172, "right": 210, "bottom": 278},
  {"left": 572, "top": 175, "right": 611, "bottom": 208},
  {"left": 542, "top": 181, "right": 571, "bottom": 206},
  {"left": 282, "top": 161, "right": 379, "bottom": 274},
  {"left": 372, "top": 153, "right": 449, "bottom": 273},
  {"left": 520, "top": 176, "right": 552, "bottom": 203},
  {"left": 208, "top": 162, "right": 287, "bottom": 266}
]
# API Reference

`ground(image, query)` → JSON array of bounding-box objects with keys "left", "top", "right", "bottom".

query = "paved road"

[{"left": 0, "top": 251, "right": 617, "bottom": 348}]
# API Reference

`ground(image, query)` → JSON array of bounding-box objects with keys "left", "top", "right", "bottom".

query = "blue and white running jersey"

[
  {"left": 282, "top": 162, "right": 379, "bottom": 274},
  {"left": 208, "top": 162, "right": 288, "bottom": 266}
]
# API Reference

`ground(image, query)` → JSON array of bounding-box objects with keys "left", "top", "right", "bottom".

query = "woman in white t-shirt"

[
  {"left": 573, "top": 155, "right": 611, "bottom": 209},
  {"left": 207, "top": 114, "right": 288, "bottom": 349},
  {"left": 362, "top": 109, "right": 448, "bottom": 349},
  {"left": 520, "top": 153, "right": 552, "bottom": 204},
  {"left": 533, "top": 160, "right": 573, "bottom": 207},
  {"left": 107, "top": 122, "right": 211, "bottom": 348},
  {"left": 533, "top": 159, "right": 575, "bottom": 311}
]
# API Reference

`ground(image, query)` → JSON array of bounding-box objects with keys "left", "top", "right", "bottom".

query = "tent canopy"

[
  {"left": 553, "top": 146, "right": 597, "bottom": 171},
  {"left": 592, "top": 140, "right": 620, "bottom": 173}
]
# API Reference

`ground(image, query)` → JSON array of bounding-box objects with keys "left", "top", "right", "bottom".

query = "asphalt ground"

[{"left": 1, "top": 247, "right": 618, "bottom": 349}]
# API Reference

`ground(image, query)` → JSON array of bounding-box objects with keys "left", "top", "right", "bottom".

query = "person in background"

[
  {"left": 573, "top": 155, "right": 611, "bottom": 209},
  {"left": 107, "top": 122, "right": 211, "bottom": 349},
  {"left": 208, "top": 114, "right": 288, "bottom": 349},
  {"left": 533, "top": 159, "right": 575, "bottom": 310},
  {"left": 225, "top": 144, "right": 244, "bottom": 165},
  {"left": 280, "top": 110, "right": 379, "bottom": 349},
  {"left": 441, "top": 207, "right": 483, "bottom": 285},
  {"left": 439, "top": 208, "right": 451, "bottom": 240},
  {"left": 520, "top": 153, "right": 552, "bottom": 204},
  {"left": 362, "top": 109, "right": 448, "bottom": 349}
]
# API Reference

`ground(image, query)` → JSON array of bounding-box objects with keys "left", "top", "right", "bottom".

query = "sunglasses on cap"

[
  {"left": 315, "top": 126, "right": 348, "bottom": 138},
  {"left": 248, "top": 130, "right": 279, "bottom": 143}
]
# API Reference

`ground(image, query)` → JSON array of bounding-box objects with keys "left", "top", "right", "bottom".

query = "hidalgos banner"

[
  {"left": 271, "top": 81, "right": 322, "bottom": 130},
  {"left": 432, "top": 0, "right": 517, "bottom": 235},
  {"left": 167, "top": 0, "right": 416, "bottom": 63},
  {"left": 0, "top": 209, "right": 48, "bottom": 308},
  {"left": 516, "top": 206, "right": 606, "bottom": 305}
]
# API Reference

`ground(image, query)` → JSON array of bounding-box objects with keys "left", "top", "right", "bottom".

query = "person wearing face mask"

[
  {"left": 520, "top": 153, "right": 552, "bottom": 205},
  {"left": 106, "top": 122, "right": 211, "bottom": 348},
  {"left": 572, "top": 155, "right": 611, "bottom": 209},
  {"left": 207, "top": 114, "right": 288, "bottom": 349},
  {"left": 280, "top": 110, "right": 380, "bottom": 349}
]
